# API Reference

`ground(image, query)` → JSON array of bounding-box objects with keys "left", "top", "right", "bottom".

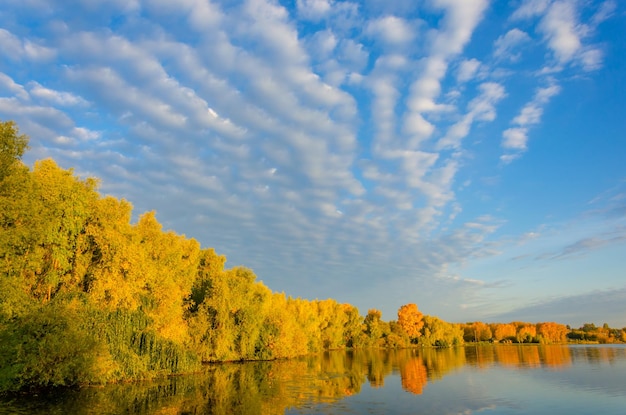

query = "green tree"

[
  {"left": 420, "top": 316, "right": 464, "bottom": 347},
  {"left": 364, "top": 309, "right": 390, "bottom": 347},
  {"left": 0, "top": 120, "right": 28, "bottom": 181}
]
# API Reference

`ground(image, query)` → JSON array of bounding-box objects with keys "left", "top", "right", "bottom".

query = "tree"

[
  {"left": 364, "top": 309, "right": 388, "bottom": 346},
  {"left": 515, "top": 322, "right": 537, "bottom": 343},
  {"left": 420, "top": 316, "right": 463, "bottom": 347},
  {"left": 493, "top": 323, "right": 516, "bottom": 342},
  {"left": 536, "top": 322, "right": 568, "bottom": 344},
  {"left": 0, "top": 120, "right": 28, "bottom": 181},
  {"left": 397, "top": 303, "right": 424, "bottom": 343},
  {"left": 462, "top": 322, "right": 492, "bottom": 342}
]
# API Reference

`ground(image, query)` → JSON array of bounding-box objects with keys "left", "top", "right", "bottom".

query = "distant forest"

[{"left": 1, "top": 120, "right": 624, "bottom": 393}]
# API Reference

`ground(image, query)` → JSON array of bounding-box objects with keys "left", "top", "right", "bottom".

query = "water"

[{"left": 1, "top": 345, "right": 625, "bottom": 414}]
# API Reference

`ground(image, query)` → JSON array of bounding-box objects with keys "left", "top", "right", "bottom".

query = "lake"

[{"left": 1, "top": 344, "right": 625, "bottom": 414}]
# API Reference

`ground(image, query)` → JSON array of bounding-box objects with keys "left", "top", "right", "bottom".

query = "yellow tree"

[
  {"left": 364, "top": 309, "right": 385, "bottom": 346},
  {"left": 133, "top": 211, "right": 201, "bottom": 341},
  {"left": 0, "top": 120, "right": 28, "bottom": 181},
  {"left": 515, "top": 322, "right": 537, "bottom": 343},
  {"left": 24, "top": 159, "right": 98, "bottom": 302},
  {"left": 397, "top": 303, "right": 424, "bottom": 342},
  {"left": 493, "top": 323, "right": 517, "bottom": 342},
  {"left": 536, "top": 322, "right": 568, "bottom": 344}
]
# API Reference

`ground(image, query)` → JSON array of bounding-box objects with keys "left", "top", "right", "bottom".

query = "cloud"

[
  {"left": 501, "top": 127, "right": 528, "bottom": 151},
  {"left": 539, "top": 1, "right": 582, "bottom": 64},
  {"left": 590, "top": 1, "right": 616, "bottom": 27},
  {"left": 493, "top": 28, "right": 531, "bottom": 61},
  {"left": 0, "top": 28, "right": 56, "bottom": 61},
  {"left": 0, "top": 72, "right": 29, "bottom": 100},
  {"left": 438, "top": 82, "right": 506, "bottom": 149},
  {"left": 456, "top": 58, "right": 481, "bottom": 83},
  {"left": 511, "top": 0, "right": 550, "bottom": 20},
  {"left": 28, "top": 82, "right": 89, "bottom": 106},
  {"left": 513, "top": 0, "right": 610, "bottom": 72},
  {"left": 501, "top": 83, "right": 560, "bottom": 160},
  {"left": 537, "top": 233, "right": 626, "bottom": 261},
  {"left": 490, "top": 287, "right": 626, "bottom": 327},
  {"left": 430, "top": 0, "right": 489, "bottom": 56},
  {"left": 403, "top": 0, "right": 488, "bottom": 146},
  {"left": 365, "top": 16, "right": 416, "bottom": 45},
  {"left": 297, "top": 0, "right": 333, "bottom": 21}
]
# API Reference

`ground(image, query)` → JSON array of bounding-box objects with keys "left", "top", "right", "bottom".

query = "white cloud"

[
  {"left": 308, "top": 30, "right": 338, "bottom": 58},
  {"left": 0, "top": 72, "right": 29, "bottom": 100},
  {"left": 438, "top": 82, "right": 506, "bottom": 149},
  {"left": 502, "top": 127, "right": 528, "bottom": 150},
  {"left": 406, "top": 56, "right": 452, "bottom": 122},
  {"left": 511, "top": 0, "right": 550, "bottom": 20},
  {"left": 297, "top": 0, "right": 333, "bottom": 21},
  {"left": 539, "top": 1, "right": 582, "bottom": 64},
  {"left": 72, "top": 126, "right": 100, "bottom": 141},
  {"left": 590, "top": 1, "right": 616, "bottom": 27},
  {"left": 514, "top": 0, "right": 607, "bottom": 72},
  {"left": 512, "top": 105, "right": 542, "bottom": 126},
  {"left": 338, "top": 39, "right": 368, "bottom": 70},
  {"left": 403, "top": 0, "right": 488, "bottom": 147},
  {"left": 365, "top": 15, "right": 416, "bottom": 45},
  {"left": 578, "top": 47, "right": 603, "bottom": 71},
  {"left": 430, "top": 0, "right": 489, "bottom": 56},
  {"left": 0, "top": 28, "right": 56, "bottom": 61},
  {"left": 493, "top": 28, "right": 531, "bottom": 61},
  {"left": 501, "top": 83, "right": 560, "bottom": 159},
  {"left": 456, "top": 58, "right": 481, "bottom": 83},
  {"left": 28, "top": 82, "right": 89, "bottom": 106},
  {"left": 535, "top": 84, "right": 560, "bottom": 102}
]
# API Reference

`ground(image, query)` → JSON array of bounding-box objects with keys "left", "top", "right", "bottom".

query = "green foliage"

[
  {"left": 419, "top": 316, "right": 464, "bottom": 347},
  {"left": 0, "top": 121, "right": 28, "bottom": 181},
  {"left": 0, "top": 298, "right": 109, "bottom": 391},
  {"left": 567, "top": 322, "right": 626, "bottom": 344}
]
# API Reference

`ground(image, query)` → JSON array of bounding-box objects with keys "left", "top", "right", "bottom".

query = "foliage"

[
  {"left": 397, "top": 303, "right": 424, "bottom": 342},
  {"left": 419, "top": 316, "right": 464, "bottom": 347},
  {"left": 567, "top": 322, "right": 626, "bottom": 344},
  {"left": 0, "top": 121, "right": 28, "bottom": 181}
]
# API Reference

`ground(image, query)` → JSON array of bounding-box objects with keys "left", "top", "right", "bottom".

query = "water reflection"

[
  {"left": 466, "top": 344, "right": 574, "bottom": 370},
  {"left": 1, "top": 345, "right": 625, "bottom": 414}
]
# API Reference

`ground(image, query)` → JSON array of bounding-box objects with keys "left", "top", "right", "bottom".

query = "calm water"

[{"left": 1, "top": 345, "right": 625, "bottom": 414}]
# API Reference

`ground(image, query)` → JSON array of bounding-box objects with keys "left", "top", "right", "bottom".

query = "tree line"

[{"left": 0, "top": 120, "right": 624, "bottom": 392}]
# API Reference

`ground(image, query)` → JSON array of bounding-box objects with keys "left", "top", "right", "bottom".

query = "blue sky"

[{"left": 1, "top": 0, "right": 625, "bottom": 327}]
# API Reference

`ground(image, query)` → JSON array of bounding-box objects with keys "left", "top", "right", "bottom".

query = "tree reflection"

[
  {"left": 2, "top": 345, "right": 623, "bottom": 414},
  {"left": 465, "top": 345, "right": 573, "bottom": 370},
  {"left": 399, "top": 357, "right": 428, "bottom": 395}
]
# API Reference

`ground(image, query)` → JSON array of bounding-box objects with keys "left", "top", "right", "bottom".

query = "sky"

[{"left": 1, "top": 0, "right": 625, "bottom": 328}]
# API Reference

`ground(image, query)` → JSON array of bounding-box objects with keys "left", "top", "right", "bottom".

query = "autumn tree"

[
  {"left": 364, "top": 309, "right": 389, "bottom": 347},
  {"left": 421, "top": 316, "right": 464, "bottom": 347},
  {"left": 341, "top": 303, "right": 365, "bottom": 348},
  {"left": 0, "top": 120, "right": 28, "bottom": 180},
  {"left": 462, "top": 322, "right": 492, "bottom": 343},
  {"left": 536, "top": 322, "right": 568, "bottom": 344},
  {"left": 397, "top": 303, "right": 424, "bottom": 343},
  {"left": 493, "top": 323, "right": 516, "bottom": 342},
  {"left": 515, "top": 322, "right": 537, "bottom": 343}
]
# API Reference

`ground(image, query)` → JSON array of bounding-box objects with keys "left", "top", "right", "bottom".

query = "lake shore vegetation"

[{"left": 1, "top": 120, "right": 624, "bottom": 393}]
